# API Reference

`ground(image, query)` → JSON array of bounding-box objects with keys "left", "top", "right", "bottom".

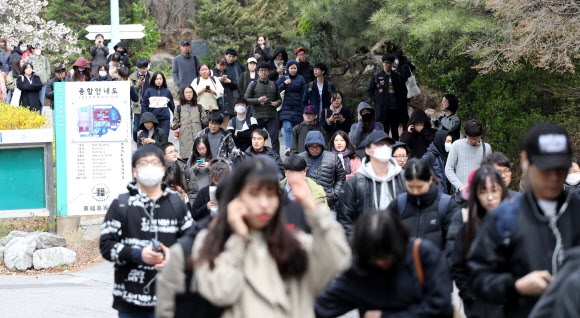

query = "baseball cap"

[
  {"left": 247, "top": 57, "right": 257, "bottom": 64},
  {"left": 524, "top": 123, "right": 572, "bottom": 170},
  {"left": 303, "top": 105, "right": 318, "bottom": 115},
  {"left": 360, "top": 130, "right": 395, "bottom": 149},
  {"left": 180, "top": 40, "right": 190, "bottom": 46}
]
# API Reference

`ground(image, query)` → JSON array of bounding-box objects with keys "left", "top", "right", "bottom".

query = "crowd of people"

[{"left": 4, "top": 35, "right": 576, "bottom": 317}]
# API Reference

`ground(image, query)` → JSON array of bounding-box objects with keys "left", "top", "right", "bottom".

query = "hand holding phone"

[{"left": 151, "top": 238, "right": 165, "bottom": 258}]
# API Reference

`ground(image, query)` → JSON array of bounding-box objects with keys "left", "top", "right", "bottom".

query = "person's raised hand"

[
  {"left": 408, "top": 124, "right": 415, "bottom": 133},
  {"left": 227, "top": 198, "right": 249, "bottom": 237},
  {"left": 363, "top": 310, "right": 382, "bottom": 318},
  {"left": 141, "top": 245, "right": 164, "bottom": 266},
  {"left": 288, "top": 172, "right": 317, "bottom": 211}
]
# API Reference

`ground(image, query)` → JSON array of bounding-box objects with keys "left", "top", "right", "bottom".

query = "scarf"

[{"left": 332, "top": 149, "right": 351, "bottom": 174}]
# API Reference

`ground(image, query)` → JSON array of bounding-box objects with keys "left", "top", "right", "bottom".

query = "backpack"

[
  {"left": 307, "top": 80, "right": 334, "bottom": 99},
  {"left": 177, "top": 158, "right": 191, "bottom": 184},
  {"left": 229, "top": 115, "right": 252, "bottom": 132},
  {"left": 396, "top": 192, "right": 452, "bottom": 228}
]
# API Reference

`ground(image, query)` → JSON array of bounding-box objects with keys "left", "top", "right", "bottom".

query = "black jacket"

[
  {"left": 16, "top": 74, "right": 43, "bottom": 112},
  {"left": 315, "top": 238, "right": 453, "bottom": 318},
  {"left": 45, "top": 77, "right": 70, "bottom": 108},
  {"left": 388, "top": 183, "right": 459, "bottom": 251},
  {"left": 266, "top": 45, "right": 288, "bottom": 81},
  {"left": 107, "top": 41, "right": 131, "bottom": 69},
  {"left": 212, "top": 68, "right": 238, "bottom": 115},
  {"left": 137, "top": 112, "right": 169, "bottom": 147},
  {"left": 400, "top": 108, "right": 437, "bottom": 158},
  {"left": 191, "top": 184, "right": 212, "bottom": 221},
  {"left": 468, "top": 188, "right": 580, "bottom": 318},
  {"left": 99, "top": 182, "right": 193, "bottom": 314},
  {"left": 227, "top": 116, "right": 258, "bottom": 152},
  {"left": 297, "top": 60, "right": 315, "bottom": 84},
  {"left": 367, "top": 70, "right": 408, "bottom": 125},
  {"left": 243, "top": 146, "right": 285, "bottom": 179},
  {"left": 298, "top": 150, "right": 345, "bottom": 210},
  {"left": 321, "top": 107, "right": 353, "bottom": 142}
]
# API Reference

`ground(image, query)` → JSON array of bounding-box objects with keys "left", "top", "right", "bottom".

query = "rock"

[
  {"left": 0, "top": 247, "right": 4, "bottom": 264},
  {"left": 4, "top": 236, "right": 37, "bottom": 271},
  {"left": 0, "top": 230, "right": 29, "bottom": 246},
  {"left": 29, "top": 232, "right": 67, "bottom": 249},
  {"left": 150, "top": 52, "right": 174, "bottom": 70},
  {"left": 33, "top": 247, "right": 76, "bottom": 270}
]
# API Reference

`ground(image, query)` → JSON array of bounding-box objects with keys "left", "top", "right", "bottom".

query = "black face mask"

[
  {"left": 117, "top": 50, "right": 124, "bottom": 55},
  {"left": 361, "top": 112, "right": 373, "bottom": 122}
]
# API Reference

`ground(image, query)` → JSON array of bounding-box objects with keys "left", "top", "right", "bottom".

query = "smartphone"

[
  {"left": 206, "top": 85, "right": 211, "bottom": 90},
  {"left": 151, "top": 238, "right": 161, "bottom": 252},
  {"left": 196, "top": 159, "right": 204, "bottom": 165},
  {"left": 333, "top": 113, "right": 340, "bottom": 117},
  {"left": 222, "top": 75, "right": 227, "bottom": 78},
  {"left": 138, "top": 74, "right": 145, "bottom": 80}
]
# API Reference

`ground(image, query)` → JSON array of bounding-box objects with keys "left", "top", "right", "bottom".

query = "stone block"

[
  {"left": 29, "top": 232, "right": 67, "bottom": 249},
  {"left": 0, "top": 246, "right": 4, "bottom": 264},
  {"left": 33, "top": 247, "right": 76, "bottom": 270},
  {"left": 4, "top": 236, "right": 36, "bottom": 271},
  {"left": 0, "top": 230, "right": 28, "bottom": 246}
]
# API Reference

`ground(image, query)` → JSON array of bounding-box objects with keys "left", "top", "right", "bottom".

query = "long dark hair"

[
  {"left": 179, "top": 85, "right": 198, "bottom": 106},
  {"left": 327, "top": 130, "right": 357, "bottom": 159},
  {"left": 352, "top": 210, "right": 410, "bottom": 274},
  {"left": 188, "top": 136, "right": 214, "bottom": 167},
  {"left": 463, "top": 165, "right": 508, "bottom": 256},
  {"left": 164, "top": 161, "right": 187, "bottom": 194},
  {"left": 11, "top": 57, "right": 23, "bottom": 76},
  {"left": 149, "top": 71, "right": 167, "bottom": 88},
  {"left": 196, "top": 157, "right": 308, "bottom": 279},
  {"left": 404, "top": 158, "right": 438, "bottom": 184}
]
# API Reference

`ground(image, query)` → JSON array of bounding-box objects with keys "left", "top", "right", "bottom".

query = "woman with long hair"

[
  {"left": 191, "top": 63, "right": 224, "bottom": 127},
  {"left": 173, "top": 86, "right": 202, "bottom": 160},
  {"left": 164, "top": 161, "right": 189, "bottom": 203},
  {"left": 213, "top": 55, "right": 238, "bottom": 129},
  {"left": 327, "top": 130, "right": 362, "bottom": 180},
  {"left": 91, "top": 64, "right": 113, "bottom": 81},
  {"left": 450, "top": 165, "right": 507, "bottom": 317},
  {"left": 190, "top": 159, "right": 230, "bottom": 221},
  {"left": 16, "top": 62, "right": 43, "bottom": 112},
  {"left": 141, "top": 71, "right": 175, "bottom": 134},
  {"left": 193, "top": 157, "right": 350, "bottom": 317},
  {"left": 188, "top": 136, "right": 215, "bottom": 189},
  {"left": 422, "top": 130, "right": 455, "bottom": 193},
  {"left": 321, "top": 91, "right": 353, "bottom": 142},
  {"left": 315, "top": 211, "right": 453, "bottom": 317}
]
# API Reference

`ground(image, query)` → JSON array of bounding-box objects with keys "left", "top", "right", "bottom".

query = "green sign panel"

[{"left": 0, "top": 147, "right": 46, "bottom": 210}]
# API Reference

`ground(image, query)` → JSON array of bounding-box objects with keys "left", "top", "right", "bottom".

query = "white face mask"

[
  {"left": 78, "top": 68, "right": 85, "bottom": 73},
  {"left": 445, "top": 142, "right": 452, "bottom": 152},
  {"left": 234, "top": 105, "right": 246, "bottom": 114},
  {"left": 35, "top": 49, "right": 41, "bottom": 56},
  {"left": 135, "top": 165, "right": 165, "bottom": 188},
  {"left": 566, "top": 173, "right": 580, "bottom": 185},
  {"left": 20, "top": 46, "right": 27, "bottom": 51},
  {"left": 371, "top": 145, "right": 392, "bottom": 163},
  {"left": 99, "top": 71, "right": 107, "bottom": 77}
]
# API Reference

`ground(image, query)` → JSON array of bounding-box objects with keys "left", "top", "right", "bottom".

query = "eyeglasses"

[
  {"left": 393, "top": 155, "right": 408, "bottom": 160},
  {"left": 165, "top": 149, "right": 178, "bottom": 155},
  {"left": 135, "top": 159, "right": 163, "bottom": 167},
  {"left": 208, "top": 122, "right": 220, "bottom": 126},
  {"left": 258, "top": 69, "right": 269, "bottom": 73},
  {"left": 497, "top": 168, "right": 512, "bottom": 176}
]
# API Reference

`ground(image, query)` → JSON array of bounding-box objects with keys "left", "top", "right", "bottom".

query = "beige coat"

[{"left": 173, "top": 103, "right": 202, "bottom": 160}]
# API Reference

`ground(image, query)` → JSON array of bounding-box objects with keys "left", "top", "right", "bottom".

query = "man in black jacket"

[
  {"left": 367, "top": 53, "right": 408, "bottom": 141},
  {"left": 468, "top": 123, "right": 580, "bottom": 318},
  {"left": 294, "top": 46, "right": 314, "bottom": 84},
  {"left": 336, "top": 130, "right": 406, "bottom": 239},
  {"left": 45, "top": 63, "right": 69, "bottom": 109}
]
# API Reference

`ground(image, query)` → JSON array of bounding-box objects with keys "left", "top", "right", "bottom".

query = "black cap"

[
  {"left": 360, "top": 130, "right": 395, "bottom": 149},
  {"left": 180, "top": 40, "right": 190, "bottom": 46},
  {"left": 225, "top": 48, "right": 237, "bottom": 56},
  {"left": 524, "top": 123, "right": 572, "bottom": 170},
  {"left": 54, "top": 63, "right": 66, "bottom": 72}
]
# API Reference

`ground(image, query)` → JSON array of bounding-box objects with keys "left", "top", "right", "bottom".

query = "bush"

[{"left": 0, "top": 103, "right": 50, "bottom": 130}]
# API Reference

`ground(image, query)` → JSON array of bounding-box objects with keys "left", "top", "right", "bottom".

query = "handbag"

[{"left": 406, "top": 74, "right": 421, "bottom": 98}]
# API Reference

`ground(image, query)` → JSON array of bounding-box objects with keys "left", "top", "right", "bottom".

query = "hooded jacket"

[
  {"left": 336, "top": 158, "right": 405, "bottom": 239},
  {"left": 298, "top": 131, "right": 345, "bottom": 210},
  {"left": 107, "top": 41, "right": 131, "bottom": 69},
  {"left": 137, "top": 112, "right": 168, "bottom": 147},
  {"left": 142, "top": 84, "right": 175, "bottom": 123},
  {"left": 421, "top": 130, "right": 451, "bottom": 194},
  {"left": 267, "top": 46, "right": 288, "bottom": 81},
  {"left": 8, "top": 46, "right": 24, "bottom": 71},
  {"left": 276, "top": 60, "right": 308, "bottom": 123},
  {"left": 400, "top": 108, "right": 437, "bottom": 159},
  {"left": 349, "top": 102, "right": 384, "bottom": 157},
  {"left": 249, "top": 40, "right": 273, "bottom": 65},
  {"left": 99, "top": 182, "right": 193, "bottom": 314}
]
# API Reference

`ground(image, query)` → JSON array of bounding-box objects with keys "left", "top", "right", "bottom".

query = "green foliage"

[{"left": 122, "top": 1, "right": 161, "bottom": 62}]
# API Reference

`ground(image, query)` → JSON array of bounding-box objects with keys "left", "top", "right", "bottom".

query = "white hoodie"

[{"left": 356, "top": 158, "right": 403, "bottom": 210}]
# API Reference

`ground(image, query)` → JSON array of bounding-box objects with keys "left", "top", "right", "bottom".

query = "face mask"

[
  {"left": 566, "top": 173, "right": 580, "bottom": 185},
  {"left": 444, "top": 142, "right": 452, "bottom": 152},
  {"left": 372, "top": 145, "right": 392, "bottom": 163},
  {"left": 20, "top": 46, "right": 27, "bottom": 51},
  {"left": 99, "top": 71, "right": 107, "bottom": 77},
  {"left": 361, "top": 112, "right": 373, "bottom": 122},
  {"left": 117, "top": 50, "right": 124, "bottom": 55},
  {"left": 135, "top": 165, "right": 165, "bottom": 187},
  {"left": 78, "top": 68, "right": 85, "bottom": 73},
  {"left": 234, "top": 105, "right": 246, "bottom": 114},
  {"left": 35, "top": 49, "right": 41, "bottom": 56}
]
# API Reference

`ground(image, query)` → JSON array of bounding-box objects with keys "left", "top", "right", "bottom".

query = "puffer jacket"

[
  {"left": 388, "top": 183, "right": 459, "bottom": 250},
  {"left": 298, "top": 131, "right": 345, "bottom": 210},
  {"left": 196, "top": 127, "right": 239, "bottom": 164},
  {"left": 137, "top": 112, "right": 168, "bottom": 147},
  {"left": 0, "top": 49, "right": 10, "bottom": 73},
  {"left": 276, "top": 60, "right": 307, "bottom": 123},
  {"left": 141, "top": 85, "right": 175, "bottom": 123},
  {"left": 421, "top": 130, "right": 451, "bottom": 194},
  {"left": 244, "top": 78, "right": 281, "bottom": 119},
  {"left": 400, "top": 108, "right": 437, "bottom": 159},
  {"left": 267, "top": 46, "right": 288, "bottom": 81}
]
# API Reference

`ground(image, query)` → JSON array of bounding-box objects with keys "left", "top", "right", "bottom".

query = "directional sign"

[
  {"left": 85, "top": 31, "right": 145, "bottom": 40},
  {"left": 85, "top": 24, "right": 144, "bottom": 33}
]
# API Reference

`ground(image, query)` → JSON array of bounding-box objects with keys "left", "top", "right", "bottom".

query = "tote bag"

[{"left": 406, "top": 74, "right": 421, "bottom": 98}]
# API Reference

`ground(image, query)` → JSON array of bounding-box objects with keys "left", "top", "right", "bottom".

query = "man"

[
  {"left": 172, "top": 40, "right": 200, "bottom": 93},
  {"left": 481, "top": 152, "right": 519, "bottom": 197},
  {"left": 281, "top": 154, "right": 327, "bottom": 206},
  {"left": 243, "top": 129, "right": 285, "bottom": 178},
  {"left": 244, "top": 62, "right": 282, "bottom": 155},
  {"left": 290, "top": 105, "right": 325, "bottom": 155},
  {"left": 445, "top": 119, "right": 492, "bottom": 195},
  {"left": 298, "top": 131, "right": 345, "bottom": 215},
  {"left": 107, "top": 41, "right": 131, "bottom": 69},
  {"left": 130, "top": 58, "right": 155, "bottom": 142},
  {"left": 99, "top": 145, "right": 193, "bottom": 317},
  {"left": 367, "top": 53, "right": 408, "bottom": 141},
  {"left": 227, "top": 97, "right": 258, "bottom": 152},
  {"left": 336, "top": 130, "right": 406, "bottom": 238},
  {"left": 224, "top": 48, "right": 245, "bottom": 98},
  {"left": 301, "top": 62, "right": 336, "bottom": 123},
  {"left": 160, "top": 142, "right": 198, "bottom": 204},
  {"left": 46, "top": 63, "right": 69, "bottom": 109},
  {"left": 294, "top": 46, "right": 314, "bottom": 84},
  {"left": 468, "top": 123, "right": 580, "bottom": 318},
  {"left": 196, "top": 112, "right": 239, "bottom": 164},
  {"left": 89, "top": 33, "right": 109, "bottom": 76}
]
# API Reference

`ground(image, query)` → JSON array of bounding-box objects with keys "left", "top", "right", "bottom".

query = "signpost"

[{"left": 84, "top": 24, "right": 145, "bottom": 40}]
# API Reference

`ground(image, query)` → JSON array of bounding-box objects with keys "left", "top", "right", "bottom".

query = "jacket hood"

[
  {"left": 407, "top": 108, "right": 430, "bottom": 126},
  {"left": 286, "top": 59, "right": 298, "bottom": 69},
  {"left": 356, "top": 159, "right": 403, "bottom": 210},
  {"left": 304, "top": 131, "right": 326, "bottom": 148},
  {"left": 357, "top": 102, "right": 374, "bottom": 115},
  {"left": 357, "top": 158, "right": 402, "bottom": 183},
  {"left": 11, "top": 47, "right": 24, "bottom": 55},
  {"left": 253, "top": 40, "right": 271, "bottom": 49},
  {"left": 272, "top": 46, "right": 288, "bottom": 62},
  {"left": 73, "top": 57, "right": 91, "bottom": 69},
  {"left": 113, "top": 42, "right": 127, "bottom": 53},
  {"left": 139, "top": 112, "right": 159, "bottom": 130},
  {"left": 432, "top": 130, "right": 449, "bottom": 160}
]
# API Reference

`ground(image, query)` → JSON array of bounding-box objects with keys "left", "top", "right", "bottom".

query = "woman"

[
  {"left": 213, "top": 56, "right": 238, "bottom": 129},
  {"left": 315, "top": 211, "right": 453, "bottom": 317},
  {"left": 321, "top": 91, "right": 353, "bottom": 142},
  {"left": 565, "top": 157, "right": 580, "bottom": 195},
  {"left": 16, "top": 62, "right": 43, "bottom": 112},
  {"left": 193, "top": 157, "right": 351, "bottom": 317},
  {"left": 190, "top": 160, "right": 230, "bottom": 221},
  {"left": 90, "top": 64, "right": 113, "bottom": 81},
  {"left": 349, "top": 102, "right": 384, "bottom": 157},
  {"left": 400, "top": 108, "right": 437, "bottom": 159},
  {"left": 0, "top": 60, "right": 6, "bottom": 102},
  {"left": 142, "top": 71, "right": 175, "bottom": 134},
  {"left": 108, "top": 52, "right": 121, "bottom": 79},
  {"left": 392, "top": 141, "right": 410, "bottom": 168},
  {"left": 173, "top": 86, "right": 202, "bottom": 160},
  {"left": 388, "top": 158, "right": 460, "bottom": 251},
  {"left": 327, "top": 131, "right": 361, "bottom": 180},
  {"left": 250, "top": 35, "right": 272, "bottom": 65},
  {"left": 276, "top": 60, "right": 307, "bottom": 150},
  {"left": 69, "top": 57, "right": 92, "bottom": 82},
  {"left": 6, "top": 57, "right": 24, "bottom": 104},
  {"left": 450, "top": 165, "right": 507, "bottom": 318},
  {"left": 164, "top": 161, "right": 189, "bottom": 204},
  {"left": 422, "top": 130, "right": 455, "bottom": 194},
  {"left": 433, "top": 94, "right": 461, "bottom": 141},
  {"left": 0, "top": 38, "right": 10, "bottom": 73},
  {"left": 188, "top": 136, "right": 215, "bottom": 189},
  {"left": 191, "top": 63, "right": 224, "bottom": 127}
]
